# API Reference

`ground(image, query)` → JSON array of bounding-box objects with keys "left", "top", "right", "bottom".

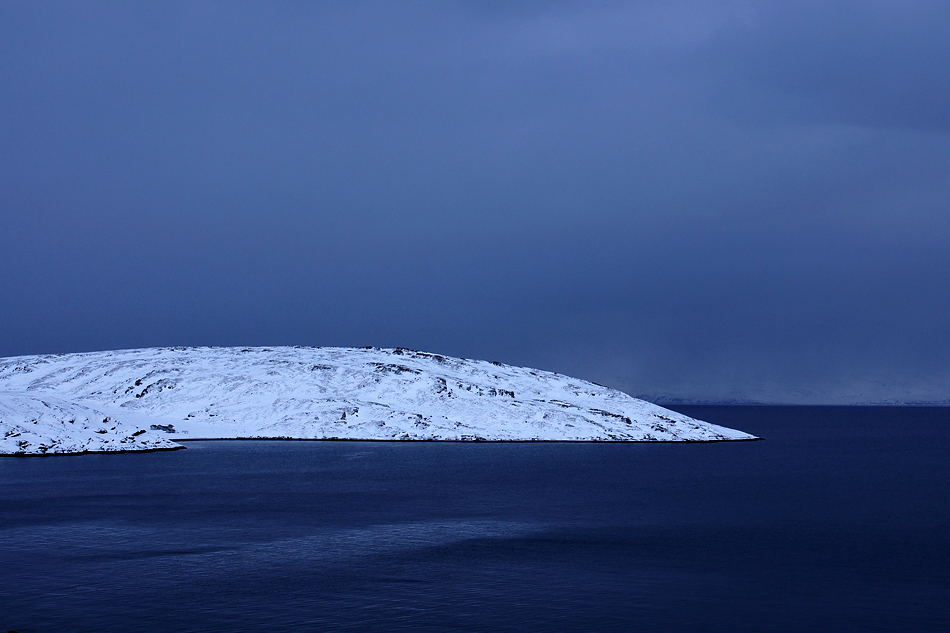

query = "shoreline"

[
  {"left": 173, "top": 436, "right": 763, "bottom": 444},
  {"left": 1, "top": 435, "right": 765, "bottom": 456}
]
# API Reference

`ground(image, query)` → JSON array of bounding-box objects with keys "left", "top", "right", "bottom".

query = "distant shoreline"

[{"left": 661, "top": 402, "right": 950, "bottom": 407}]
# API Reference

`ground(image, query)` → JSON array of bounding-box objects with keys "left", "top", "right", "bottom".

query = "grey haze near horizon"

[{"left": 1, "top": 1, "right": 948, "bottom": 404}]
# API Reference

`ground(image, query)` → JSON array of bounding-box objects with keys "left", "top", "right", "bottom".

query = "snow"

[
  {"left": 0, "top": 346, "right": 757, "bottom": 455},
  {"left": 0, "top": 392, "right": 181, "bottom": 455}
]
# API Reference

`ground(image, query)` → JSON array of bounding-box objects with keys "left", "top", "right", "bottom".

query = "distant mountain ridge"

[{"left": 650, "top": 397, "right": 950, "bottom": 406}]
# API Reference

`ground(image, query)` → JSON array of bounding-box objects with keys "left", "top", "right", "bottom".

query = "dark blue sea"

[{"left": 2, "top": 406, "right": 948, "bottom": 632}]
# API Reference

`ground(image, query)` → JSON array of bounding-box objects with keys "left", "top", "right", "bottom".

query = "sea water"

[{"left": 1, "top": 406, "right": 948, "bottom": 632}]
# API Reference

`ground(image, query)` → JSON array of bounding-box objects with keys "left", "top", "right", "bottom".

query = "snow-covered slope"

[
  {"left": 0, "top": 392, "right": 181, "bottom": 455},
  {"left": 0, "top": 346, "right": 756, "bottom": 455}
]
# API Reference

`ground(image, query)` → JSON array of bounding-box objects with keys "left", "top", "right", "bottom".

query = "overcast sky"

[{"left": 2, "top": 1, "right": 948, "bottom": 403}]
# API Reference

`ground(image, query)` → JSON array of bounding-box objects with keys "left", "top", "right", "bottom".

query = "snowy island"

[{"left": 0, "top": 346, "right": 757, "bottom": 455}]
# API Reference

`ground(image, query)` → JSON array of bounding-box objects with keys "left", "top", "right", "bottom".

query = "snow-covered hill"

[{"left": 0, "top": 346, "right": 757, "bottom": 455}]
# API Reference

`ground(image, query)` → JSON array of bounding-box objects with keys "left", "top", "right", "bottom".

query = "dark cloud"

[{"left": 1, "top": 1, "right": 948, "bottom": 402}]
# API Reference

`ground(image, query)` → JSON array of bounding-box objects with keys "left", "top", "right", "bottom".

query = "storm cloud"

[{"left": 2, "top": 1, "right": 948, "bottom": 403}]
